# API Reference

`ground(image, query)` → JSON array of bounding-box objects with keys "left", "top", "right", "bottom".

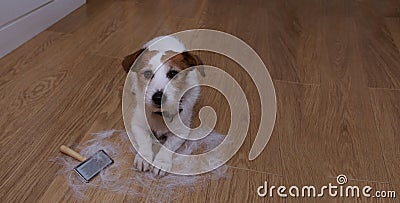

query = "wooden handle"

[{"left": 60, "top": 145, "right": 87, "bottom": 162}]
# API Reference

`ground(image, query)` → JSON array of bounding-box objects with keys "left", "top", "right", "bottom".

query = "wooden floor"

[{"left": 1, "top": 0, "right": 400, "bottom": 202}]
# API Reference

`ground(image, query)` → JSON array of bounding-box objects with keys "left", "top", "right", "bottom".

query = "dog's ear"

[
  {"left": 122, "top": 48, "right": 145, "bottom": 73},
  {"left": 181, "top": 52, "right": 205, "bottom": 77}
]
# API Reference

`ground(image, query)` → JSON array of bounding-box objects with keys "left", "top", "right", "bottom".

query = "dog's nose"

[{"left": 152, "top": 91, "right": 165, "bottom": 106}]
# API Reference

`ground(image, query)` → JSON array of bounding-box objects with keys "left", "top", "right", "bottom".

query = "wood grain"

[
  {"left": 318, "top": 17, "right": 388, "bottom": 182},
  {"left": 370, "top": 89, "right": 400, "bottom": 195},
  {"left": 0, "top": 0, "right": 400, "bottom": 202}
]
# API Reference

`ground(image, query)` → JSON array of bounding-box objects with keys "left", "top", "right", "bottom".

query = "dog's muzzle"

[{"left": 151, "top": 91, "right": 166, "bottom": 106}]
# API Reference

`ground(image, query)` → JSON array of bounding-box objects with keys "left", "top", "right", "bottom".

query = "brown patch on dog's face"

[
  {"left": 161, "top": 51, "right": 187, "bottom": 71},
  {"left": 161, "top": 51, "right": 205, "bottom": 76},
  {"left": 122, "top": 49, "right": 158, "bottom": 73},
  {"left": 130, "top": 50, "right": 160, "bottom": 93}
]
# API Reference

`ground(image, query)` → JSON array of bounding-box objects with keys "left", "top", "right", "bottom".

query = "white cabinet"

[{"left": 0, "top": 0, "right": 86, "bottom": 58}]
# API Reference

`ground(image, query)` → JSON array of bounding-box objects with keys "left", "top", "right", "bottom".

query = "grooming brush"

[{"left": 60, "top": 145, "right": 113, "bottom": 183}]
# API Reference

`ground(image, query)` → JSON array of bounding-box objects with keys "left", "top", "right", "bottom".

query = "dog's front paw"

[
  {"left": 134, "top": 154, "right": 152, "bottom": 172},
  {"left": 152, "top": 154, "right": 172, "bottom": 177}
]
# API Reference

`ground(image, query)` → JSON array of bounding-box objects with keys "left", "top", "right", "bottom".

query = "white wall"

[
  {"left": 0, "top": 0, "right": 86, "bottom": 58},
  {"left": 0, "top": 0, "right": 52, "bottom": 26}
]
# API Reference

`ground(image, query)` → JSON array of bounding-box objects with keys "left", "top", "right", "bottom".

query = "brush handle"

[{"left": 60, "top": 145, "right": 87, "bottom": 162}]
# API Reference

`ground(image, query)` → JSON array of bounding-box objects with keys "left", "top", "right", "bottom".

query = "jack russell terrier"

[{"left": 122, "top": 36, "right": 205, "bottom": 176}]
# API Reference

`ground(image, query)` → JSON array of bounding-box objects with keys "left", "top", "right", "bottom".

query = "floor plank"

[
  {"left": 1, "top": 0, "right": 400, "bottom": 202},
  {"left": 385, "top": 17, "right": 400, "bottom": 54},
  {"left": 319, "top": 16, "right": 387, "bottom": 181},
  {"left": 354, "top": 5, "right": 400, "bottom": 89},
  {"left": 370, "top": 89, "right": 400, "bottom": 195}
]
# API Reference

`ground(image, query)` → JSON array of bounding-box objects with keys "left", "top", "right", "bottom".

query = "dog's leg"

[
  {"left": 152, "top": 108, "right": 193, "bottom": 177},
  {"left": 152, "top": 132, "right": 188, "bottom": 177},
  {"left": 132, "top": 124, "right": 154, "bottom": 172}
]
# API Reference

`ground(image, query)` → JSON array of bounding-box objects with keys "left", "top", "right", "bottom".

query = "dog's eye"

[
  {"left": 143, "top": 70, "right": 153, "bottom": 79},
  {"left": 167, "top": 70, "right": 179, "bottom": 79}
]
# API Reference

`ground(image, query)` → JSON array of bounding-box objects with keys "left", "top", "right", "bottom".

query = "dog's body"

[{"left": 122, "top": 36, "right": 204, "bottom": 176}]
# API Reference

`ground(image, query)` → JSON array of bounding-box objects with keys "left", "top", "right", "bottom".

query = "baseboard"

[{"left": 0, "top": 0, "right": 86, "bottom": 58}]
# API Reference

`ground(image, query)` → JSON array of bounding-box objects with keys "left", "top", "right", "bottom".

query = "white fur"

[
  {"left": 148, "top": 52, "right": 163, "bottom": 73},
  {"left": 150, "top": 63, "right": 169, "bottom": 91},
  {"left": 144, "top": 36, "right": 186, "bottom": 53}
]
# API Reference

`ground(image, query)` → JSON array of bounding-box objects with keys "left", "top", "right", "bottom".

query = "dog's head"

[{"left": 122, "top": 36, "right": 204, "bottom": 113}]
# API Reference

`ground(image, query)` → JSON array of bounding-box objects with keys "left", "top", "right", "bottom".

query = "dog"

[{"left": 122, "top": 36, "right": 205, "bottom": 176}]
